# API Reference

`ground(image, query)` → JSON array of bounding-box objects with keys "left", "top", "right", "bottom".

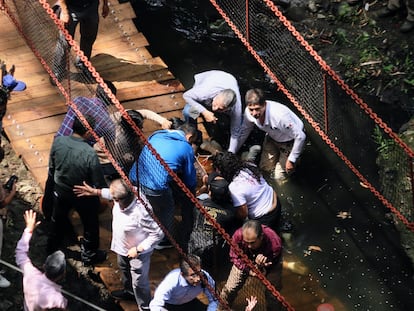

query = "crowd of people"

[
  {"left": 0, "top": 0, "right": 411, "bottom": 308},
  {"left": 1, "top": 60, "right": 308, "bottom": 309},
  {"left": 3, "top": 3, "right": 304, "bottom": 308}
]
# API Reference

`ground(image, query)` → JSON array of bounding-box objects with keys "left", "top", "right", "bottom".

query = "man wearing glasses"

[{"left": 149, "top": 254, "right": 218, "bottom": 310}]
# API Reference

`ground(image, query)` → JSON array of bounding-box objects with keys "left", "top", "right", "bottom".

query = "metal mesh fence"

[
  {"left": 210, "top": 0, "right": 414, "bottom": 228},
  {"left": 3, "top": 0, "right": 414, "bottom": 309}
]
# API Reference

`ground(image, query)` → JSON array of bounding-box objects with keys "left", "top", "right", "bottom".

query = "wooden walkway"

[
  {"left": 0, "top": 1, "right": 345, "bottom": 311},
  {"left": 1, "top": 0, "right": 187, "bottom": 190},
  {"left": 0, "top": 1, "right": 186, "bottom": 310}
]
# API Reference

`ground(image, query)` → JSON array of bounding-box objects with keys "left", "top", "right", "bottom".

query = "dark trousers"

[
  {"left": 254, "top": 198, "right": 282, "bottom": 233},
  {"left": 47, "top": 191, "right": 100, "bottom": 259},
  {"left": 53, "top": 0, "right": 99, "bottom": 73},
  {"left": 164, "top": 299, "right": 207, "bottom": 311},
  {"left": 185, "top": 110, "right": 230, "bottom": 151},
  {"left": 141, "top": 184, "right": 194, "bottom": 251}
]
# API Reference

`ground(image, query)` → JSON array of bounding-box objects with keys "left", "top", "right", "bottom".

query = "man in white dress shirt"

[
  {"left": 182, "top": 70, "right": 243, "bottom": 152},
  {"left": 234, "top": 88, "right": 306, "bottom": 181},
  {"left": 74, "top": 179, "right": 164, "bottom": 310}
]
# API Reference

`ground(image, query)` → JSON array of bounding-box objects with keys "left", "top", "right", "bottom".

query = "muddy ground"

[
  {"left": 0, "top": 137, "right": 122, "bottom": 311},
  {"left": 0, "top": 0, "right": 413, "bottom": 310}
]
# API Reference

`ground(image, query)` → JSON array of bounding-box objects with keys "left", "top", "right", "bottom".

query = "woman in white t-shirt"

[{"left": 211, "top": 151, "right": 281, "bottom": 233}]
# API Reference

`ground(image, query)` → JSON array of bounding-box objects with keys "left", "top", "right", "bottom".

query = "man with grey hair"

[
  {"left": 74, "top": 178, "right": 164, "bottom": 310},
  {"left": 16, "top": 209, "right": 68, "bottom": 310},
  {"left": 182, "top": 70, "right": 243, "bottom": 152}
]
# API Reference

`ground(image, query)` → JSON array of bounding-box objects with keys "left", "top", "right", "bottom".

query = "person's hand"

[
  {"left": 127, "top": 245, "right": 143, "bottom": 258},
  {"left": 255, "top": 254, "right": 272, "bottom": 268},
  {"left": 285, "top": 159, "right": 295, "bottom": 174},
  {"left": 60, "top": 8, "right": 70, "bottom": 24},
  {"left": 24, "top": 209, "right": 40, "bottom": 233},
  {"left": 0, "top": 207, "right": 7, "bottom": 218},
  {"left": 201, "top": 110, "right": 217, "bottom": 123},
  {"left": 245, "top": 296, "right": 257, "bottom": 311},
  {"left": 102, "top": 2, "right": 109, "bottom": 18},
  {"left": 161, "top": 118, "right": 172, "bottom": 129},
  {"left": 73, "top": 181, "right": 99, "bottom": 197}
]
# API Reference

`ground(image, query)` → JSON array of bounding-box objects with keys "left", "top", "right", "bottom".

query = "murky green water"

[{"left": 130, "top": 0, "right": 414, "bottom": 310}]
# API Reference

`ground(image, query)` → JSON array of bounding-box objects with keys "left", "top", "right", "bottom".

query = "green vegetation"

[{"left": 372, "top": 125, "right": 397, "bottom": 160}]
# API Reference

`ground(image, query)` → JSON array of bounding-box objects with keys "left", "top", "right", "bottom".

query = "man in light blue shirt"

[{"left": 149, "top": 254, "right": 218, "bottom": 311}]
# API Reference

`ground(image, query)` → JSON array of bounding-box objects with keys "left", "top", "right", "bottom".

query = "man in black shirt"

[{"left": 188, "top": 172, "right": 241, "bottom": 269}]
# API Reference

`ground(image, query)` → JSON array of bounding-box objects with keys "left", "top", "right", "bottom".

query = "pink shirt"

[{"left": 16, "top": 229, "right": 67, "bottom": 311}]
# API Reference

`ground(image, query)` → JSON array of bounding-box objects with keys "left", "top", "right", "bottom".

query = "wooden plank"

[
  {"left": 16, "top": 149, "right": 50, "bottom": 169},
  {"left": 4, "top": 115, "right": 63, "bottom": 140},
  {"left": 123, "top": 93, "right": 186, "bottom": 113},
  {"left": 90, "top": 53, "right": 163, "bottom": 72},
  {"left": 98, "top": 67, "right": 174, "bottom": 85},
  {"left": 96, "top": 56, "right": 167, "bottom": 77},
  {"left": 94, "top": 32, "right": 149, "bottom": 50},
  {"left": 92, "top": 48, "right": 153, "bottom": 65},
  {"left": 107, "top": 2, "right": 136, "bottom": 21},
  {"left": 9, "top": 133, "right": 55, "bottom": 155},
  {"left": 4, "top": 102, "right": 66, "bottom": 125},
  {"left": 3, "top": 84, "right": 61, "bottom": 105},
  {"left": 116, "top": 79, "right": 185, "bottom": 102},
  {"left": 99, "top": 18, "right": 138, "bottom": 37}
]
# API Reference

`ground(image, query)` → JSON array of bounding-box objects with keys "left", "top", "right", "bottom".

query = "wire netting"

[
  {"left": 4, "top": 0, "right": 414, "bottom": 309},
  {"left": 4, "top": 0, "right": 276, "bottom": 309},
  {"left": 210, "top": 0, "right": 414, "bottom": 229}
]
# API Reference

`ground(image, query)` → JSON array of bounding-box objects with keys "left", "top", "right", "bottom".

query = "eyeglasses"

[{"left": 186, "top": 271, "right": 201, "bottom": 278}]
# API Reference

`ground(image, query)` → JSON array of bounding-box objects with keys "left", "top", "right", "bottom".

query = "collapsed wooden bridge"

[
  {"left": 1, "top": 1, "right": 187, "bottom": 189},
  {"left": 1, "top": 1, "right": 185, "bottom": 310},
  {"left": 0, "top": 1, "right": 341, "bottom": 310}
]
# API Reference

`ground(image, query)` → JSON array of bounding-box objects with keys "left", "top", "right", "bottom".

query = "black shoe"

[
  {"left": 111, "top": 289, "right": 135, "bottom": 301},
  {"left": 82, "top": 249, "right": 107, "bottom": 266},
  {"left": 154, "top": 240, "right": 173, "bottom": 250},
  {"left": 376, "top": 7, "right": 398, "bottom": 18},
  {"left": 400, "top": 20, "right": 414, "bottom": 33},
  {"left": 75, "top": 61, "right": 94, "bottom": 80}
]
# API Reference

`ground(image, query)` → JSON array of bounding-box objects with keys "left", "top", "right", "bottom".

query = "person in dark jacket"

[
  {"left": 47, "top": 114, "right": 107, "bottom": 266},
  {"left": 188, "top": 172, "right": 241, "bottom": 269}
]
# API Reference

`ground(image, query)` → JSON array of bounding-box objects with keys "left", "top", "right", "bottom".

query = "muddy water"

[{"left": 131, "top": 0, "right": 414, "bottom": 310}]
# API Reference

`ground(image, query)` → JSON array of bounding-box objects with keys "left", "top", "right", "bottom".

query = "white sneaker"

[
  {"left": 273, "top": 162, "right": 287, "bottom": 180},
  {"left": 0, "top": 274, "right": 11, "bottom": 288}
]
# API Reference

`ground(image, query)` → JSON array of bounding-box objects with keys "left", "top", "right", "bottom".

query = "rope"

[{"left": 0, "top": 258, "right": 107, "bottom": 311}]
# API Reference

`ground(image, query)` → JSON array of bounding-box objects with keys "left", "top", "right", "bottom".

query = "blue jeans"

[{"left": 141, "top": 184, "right": 194, "bottom": 250}]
